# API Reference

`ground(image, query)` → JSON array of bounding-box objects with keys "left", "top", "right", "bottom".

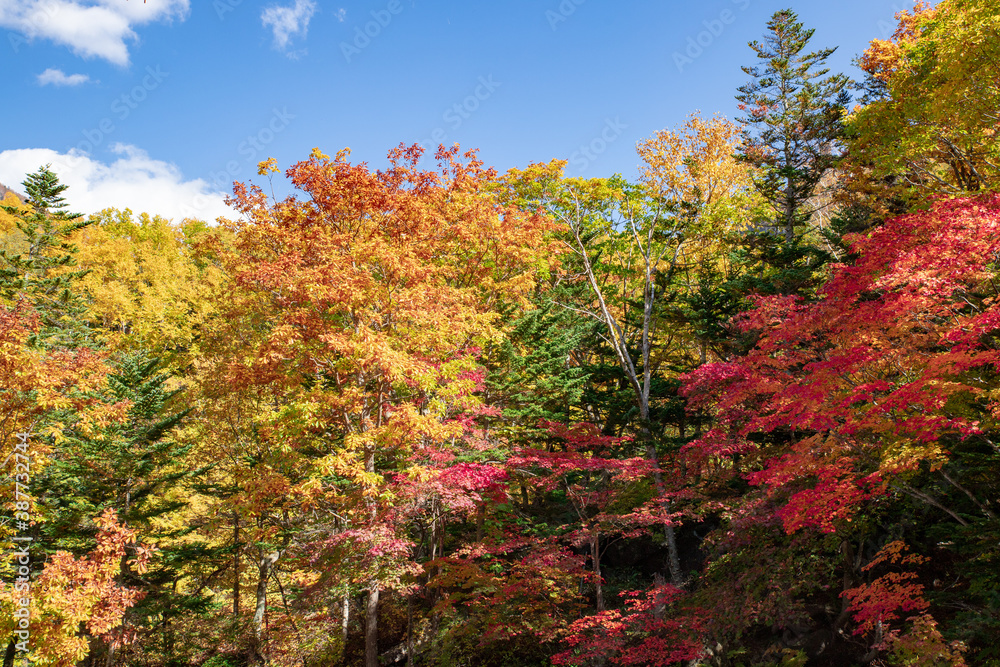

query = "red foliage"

[
  {"left": 842, "top": 541, "right": 967, "bottom": 664},
  {"left": 681, "top": 194, "right": 1000, "bottom": 534},
  {"left": 552, "top": 585, "right": 706, "bottom": 667},
  {"left": 842, "top": 541, "right": 930, "bottom": 638}
]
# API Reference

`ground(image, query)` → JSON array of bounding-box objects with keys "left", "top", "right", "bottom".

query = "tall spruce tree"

[
  {"left": 736, "top": 9, "right": 851, "bottom": 245},
  {"left": 0, "top": 165, "right": 94, "bottom": 347}
]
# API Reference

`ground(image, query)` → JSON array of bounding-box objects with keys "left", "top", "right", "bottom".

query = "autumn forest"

[{"left": 2, "top": 2, "right": 1000, "bottom": 666}]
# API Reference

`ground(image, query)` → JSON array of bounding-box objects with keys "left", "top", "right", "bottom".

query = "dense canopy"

[{"left": 2, "top": 2, "right": 1000, "bottom": 666}]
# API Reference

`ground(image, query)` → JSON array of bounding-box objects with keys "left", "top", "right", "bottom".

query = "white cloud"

[
  {"left": 335, "top": 8, "right": 346, "bottom": 22},
  {"left": 261, "top": 0, "right": 316, "bottom": 52},
  {"left": 0, "top": 0, "right": 190, "bottom": 66},
  {"left": 37, "top": 67, "right": 91, "bottom": 86},
  {"left": 0, "top": 144, "right": 236, "bottom": 223}
]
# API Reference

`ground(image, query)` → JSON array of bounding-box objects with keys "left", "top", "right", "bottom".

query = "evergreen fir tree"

[
  {"left": 36, "top": 352, "right": 214, "bottom": 659},
  {"left": 736, "top": 9, "right": 851, "bottom": 246},
  {"left": 39, "top": 352, "right": 198, "bottom": 545},
  {"left": 488, "top": 297, "right": 590, "bottom": 430},
  {"left": 22, "top": 164, "right": 76, "bottom": 219},
  {"left": 0, "top": 165, "right": 94, "bottom": 347}
]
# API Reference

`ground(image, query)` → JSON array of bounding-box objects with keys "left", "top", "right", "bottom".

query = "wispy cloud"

[
  {"left": 0, "top": 144, "right": 235, "bottom": 223},
  {"left": 0, "top": 0, "right": 190, "bottom": 67},
  {"left": 261, "top": 0, "right": 316, "bottom": 53},
  {"left": 335, "top": 8, "right": 346, "bottom": 22},
  {"left": 37, "top": 67, "right": 92, "bottom": 86}
]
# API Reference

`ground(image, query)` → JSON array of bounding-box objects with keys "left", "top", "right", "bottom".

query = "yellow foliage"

[
  {"left": 68, "top": 208, "right": 224, "bottom": 370},
  {"left": 638, "top": 112, "right": 764, "bottom": 244},
  {"left": 0, "top": 192, "right": 30, "bottom": 257},
  {"left": 846, "top": 0, "right": 1000, "bottom": 206}
]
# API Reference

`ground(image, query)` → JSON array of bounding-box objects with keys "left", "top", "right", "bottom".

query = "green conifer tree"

[
  {"left": 0, "top": 165, "right": 94, "bottom": 347},
  {"left": 37, "top": 352, "right": 213, "bottom": 662},
  {"left": 736, "top": 9, "right": 851, "bottom": 245}
]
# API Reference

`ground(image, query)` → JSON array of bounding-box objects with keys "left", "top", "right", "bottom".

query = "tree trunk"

[
  {"left": 363, "top": 439, "right": 381, "bottom": 667},
  {"left": 568, "top": 210, "right": 685, "bottom": 587},
  {"left": 406, "top": 595, "right": 414, "bottom": 667},
  {"left": 591, "top": 532, "right": 604, "bottom": 612},
  {"left": 103, "top": 641, "right": 116, "bottom": 667},
  {"left": 253, "top": 550, "right": 280, "bottom": 643},
  {"left": 643, "top": 437, "right": 683, "bottom": 585},
  {"left": 640, "top": 395, "right": 682, "bottom": 586},
  {"left": 365, "top": 587, "right": 380, "bottom": 667},
  {"left": 341, "top": 595, "right": 350, "bottom": 644},
  {"left": 834, "top": 538, "right": 861, "bottom": 633}
]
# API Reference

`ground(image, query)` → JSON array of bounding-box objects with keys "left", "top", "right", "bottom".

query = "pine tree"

[
  {"left": 736, "top": 9, "right": 851, "bottom": 245},
  {"left": 0, "top": 165, "right": 94, "bottom": 347}
]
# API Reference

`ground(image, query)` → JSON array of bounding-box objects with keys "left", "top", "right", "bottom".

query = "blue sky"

[{"left": 0, "top": 0, "right": 916, "bottom": 223}]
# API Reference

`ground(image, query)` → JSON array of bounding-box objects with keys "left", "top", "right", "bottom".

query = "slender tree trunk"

[
  {"left": 365, "top": 588, "right": 380, "bottom": 667},
  {"left": 341, "top": 596, "right": 350, "bottom": 644},
  {"left": 640, "top": 391, "right": 683, "bottom": 585},
  {"left": 406, "top": 595, "right": 414, "bottom": 667},
  {"left": 569, "top": 209, "right": 684, "bottom": 586},
  {"left": 591, "top": 532, "right": 604, "bottom": 612},
  {"left": 103, "top": 641, "right": 116, "bottom": 667},
  {"left": 643, "top": 434, "right": 683, "bottom": 585},
  {"left": 784, "top": 180, "right": 795, "bottom": 245},
  {"left": 782, "top": 137, "right": 796, "bottom": 246},
  {"left": 834, "top": 538, "right": 861, "bottom": 633},
  {"left": 253, "top": 550, "right": 280, "bottom": 644},
  {"left": 253, "top": 559, "right": 267, "bottom": 640}
]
